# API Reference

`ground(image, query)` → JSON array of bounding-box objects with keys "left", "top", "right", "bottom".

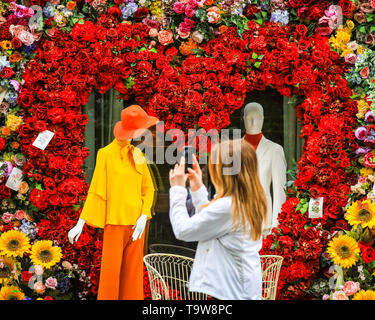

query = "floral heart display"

[{"left": 0, "top": 0, "right": 374, "bottom": 300}]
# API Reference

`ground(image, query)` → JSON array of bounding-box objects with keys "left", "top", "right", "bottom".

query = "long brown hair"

[{"left": 206, "top": 139, "right": 267, "bottom": 241}]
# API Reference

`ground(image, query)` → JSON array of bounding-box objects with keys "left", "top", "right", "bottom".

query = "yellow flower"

[
  {"left": 0, "top": 285, "right": 25, "bottom": 300},
  {"left": 30, "top": 240, "right": 62, "bottom": 269},
  {"left": 6, "top": 114, "right": 23, "bottom": 132},
  {"left": 0, "top": 230, "right": 31, "bottom": 258},
  {"left": 357, "top": 45, "right": 366, "bottom": 55},
  {"left": 341, "top": 47, "right": 353, "bottom": 57},
  {"left": 353, "top": 290, "right": 375, "bottom": 300},
  {"left": 346, "top": 20, "right": 355, "bottom": 30},
  {"left": 346, "top": 199, "right": 375, "bottom": 230},
  {"left": 356, "top": 100, "right": 370, "bottom": 119},
  {"left": 336, "top": 31, "right": 351, "bottom": 45},
  {"left": 326, "top": 235, "right": 360, "bottom": 269},
  {"left": 360, "top": 168, "right": 374, "bottom": 177},
  {"left": 0, "top": 256, "right": 17, "bottom": 285},
  {"left": 1, "top": 41, "right": 12, "bottom": 50}
]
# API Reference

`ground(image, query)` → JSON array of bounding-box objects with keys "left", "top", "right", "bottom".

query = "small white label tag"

[
  {"left": 5, "top": 167, "right": 23, "bottom": 191},
  {"left": 32, "top": 130, "right": 54, "bottom": 150},
  {"left": 308, "top": 197, "right": 324, "bottom": 219}
]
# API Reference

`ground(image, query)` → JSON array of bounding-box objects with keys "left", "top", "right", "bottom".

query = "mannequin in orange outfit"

[{"left": 68, "top": 105, "right": 158, "bottom": 300}]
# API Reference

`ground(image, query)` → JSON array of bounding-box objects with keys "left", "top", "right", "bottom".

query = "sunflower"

[
  {"left": 30, "top": 240, "right": 62, "bottom": 269},
  {"left": 326, "top": 235, "right": 360, "bottom": 269},
  {"left": 0, "top": 255, "right": 17, "bottom": 285},
  {"left": 346, "top": 199, "right": 375, "bottom": 230},
  {"left": 0, "top": 230, "right": 31, "bottom": 258},
  {"left": 0, "top": 285, "right": 25, "bottom": 300},
  {"left": 352, "top": 290, "right": 375, "bottom": 300}
]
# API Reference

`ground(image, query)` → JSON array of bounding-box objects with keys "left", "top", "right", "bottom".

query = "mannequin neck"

[
  {"left": 244, "top": 132, "right": 263, "bottom": 150},
  {"left": 115, "top": 138, "right": 131, "bottom": 147}
]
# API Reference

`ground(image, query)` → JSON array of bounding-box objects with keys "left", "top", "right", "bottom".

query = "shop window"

[{"left": 83, "top": 89, "right": 303, "bottom": 249}]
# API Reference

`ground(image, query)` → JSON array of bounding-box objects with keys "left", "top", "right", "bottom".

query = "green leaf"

[
  {"left": 251, "top": 52, "right": 258, "bottom": 59},
  {"left": 255, "top": 18, "right": 263, "bottom": 25},
  {"left": 35, "top": 183, "right": 43, "bottom": 191},
  {"left": 124, "top": 76, "right": 134, "bottom": 89},
  {"left": 359, "top": 26, "right": 366, "bottom": 34},
  {"left": 254, "top": 61, "right": 262, "bottom": 68}
]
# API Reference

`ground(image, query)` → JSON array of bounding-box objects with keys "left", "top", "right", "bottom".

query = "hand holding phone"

[{"left": 183, "top": 146, "right": 195, "bottom": 174}]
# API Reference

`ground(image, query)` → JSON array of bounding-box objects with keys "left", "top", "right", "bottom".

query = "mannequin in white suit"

[{"left": 243, "top": 102, "right": 287, "bottom": 236}]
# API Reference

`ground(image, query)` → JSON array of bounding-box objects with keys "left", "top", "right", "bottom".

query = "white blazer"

[
  {"left": 169, "top": 185, "right": 262, "bottom": 300},
  {"left": 255, "top": 136, "right": 287, "bottom": 235}
]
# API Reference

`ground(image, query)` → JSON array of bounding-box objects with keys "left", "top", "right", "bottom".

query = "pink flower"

[
  {"left": 371, "top": 0, "right": 375, "bottom": 8},
  {"left": 322, "top": 294, "right": 330, "bottom": 300},
  {"left": 18, "top": 30, "right": 35, "bottom": 46},
  {"left": 173, "top": 2, "right": 185, "bottom": 14},
  {"left": 34, "top": 281, "right": 46, "bottom": 294},
  {"left": 185, "top": 7, "right": 195, "bottom": 17},
  {"left": 344, "top": 53, "right": 357, "bottom": 64},
  {"left": 34, "top": 265, "right": 44, "bottom": 276},
  {"left": 332, "top": 290, "right": 349, "bottom": 300},
  {"left": 14, "top": 210, "right": 25, "bottom": 220},
  {"left": 324, "top": 5, "right": 338, "bottom": 18},
  {"left": 343, "top": 281, "right": 360, "bottom": 296},
  {"left": 360, "top": 66, "right": 370, "bottom": 79},
  {"left": 2, "top": 212, "right": 14, "bottom": 224},
  {"left": 315, "top": 16, "right": 334, "bottom": 36},
  {"left": 355, "top": 126, "right": 367, "bottom": 140},
  {"left": 178, "top": 21, "right": 192, "bottom": 34},
  {"left": 45, "top": 277, "right": 58, "bottom": 289},
  {"left": 177, "top": 28, "right": 190, "bottom": 39},
  {"left": 158, "top": 29, "right": 174, "bottom": 46},
  {"left": 149, "top": 28, "right": 158, "bottom": 37}
]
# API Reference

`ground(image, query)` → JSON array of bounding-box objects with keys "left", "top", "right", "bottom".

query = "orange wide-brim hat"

[{"left": 113, "top": 105, "right": 159, "bottom": 140}]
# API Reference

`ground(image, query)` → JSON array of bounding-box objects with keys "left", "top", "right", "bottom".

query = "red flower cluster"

[{"left": 15, "top": 14, "right": 358, "bottom": 299}]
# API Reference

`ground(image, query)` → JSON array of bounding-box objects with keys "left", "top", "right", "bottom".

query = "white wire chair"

[
  {"left": 143, "top": 253, "right": 208, "bottom": 300},
  {"left": 148, "top": 243, "right": 196, "bottom": 259},
  {"left": 260, "top": 255, "right": 283, "bottom": 300}
]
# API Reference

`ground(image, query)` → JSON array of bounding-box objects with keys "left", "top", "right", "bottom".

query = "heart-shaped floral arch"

[{"left": 13, "top": 15, "right": 360, "bottom": 299}]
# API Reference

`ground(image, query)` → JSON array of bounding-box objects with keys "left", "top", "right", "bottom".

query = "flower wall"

[{"left": 0, "top": 0, "right": 374, "bottom": 300}]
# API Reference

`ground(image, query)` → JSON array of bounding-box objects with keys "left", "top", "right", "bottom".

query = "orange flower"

[
  {"left": 67, "top": 1, "right": 76, "bottom": 10},
  {"left": 207, "top": 6, "right": 221, "bottom": 24},
  {"left": 205, "top": 0, "right": 214, "bottom": 5},
  {"left": 18, "top": 181, "right": 29, "bottom": 195},
  {"left": 179, "top": 38, "right": 198, "bottom": 56},
  {"left": 1, "top": 127, "right": 10, "bottom": 136},
  {"left": 1, "top": 41, "right": 12, "bottom": 50},
  {"left": 9, "top": 51, "right": 23, "bottom": 63},
  {"left": 218, "top": 25, "right": 228, "bottom": 34},
  {"left": 11, "top": 142, "right": 19, "bottom": 149}
]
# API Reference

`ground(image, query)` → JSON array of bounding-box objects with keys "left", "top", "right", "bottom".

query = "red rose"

[
  {"left": 107, "top": 6, "right": 122, "bottom": 18},
  {"left": 0, "top": 67, "right": 15, "bottom": 78},
  {"left": 133, "top": 7, "right": 149, "bottom": 20},
  {"left": 359, "top": 242, "right": 375, "bottom": 264},
  {"left": 17, "top": 91, "right": 35, "bottom": 107},
  {"left": 338, "top": 0, "right": 355, "bottom": 16},
  {"left": 21, "top": 271, "right": 33, "bottom": 283},
  {"left": 0, "top": 138, "right": 6, "bottom": 151},
  {"left": 297, "top": 166, "right": 314, "bottom": 183}
]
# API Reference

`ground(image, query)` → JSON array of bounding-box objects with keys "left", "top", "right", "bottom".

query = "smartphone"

[{"left": 183, "top": 146, "right": 195, "bottom": 174}]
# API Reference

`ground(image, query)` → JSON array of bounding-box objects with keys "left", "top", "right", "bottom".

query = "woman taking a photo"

[{"left": 169, "top": 139, "right": 267, "bottom": 300}]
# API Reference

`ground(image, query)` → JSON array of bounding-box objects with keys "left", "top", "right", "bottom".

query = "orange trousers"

[{"left": 97, "top": 225, "right": 145, "bottom": 300}]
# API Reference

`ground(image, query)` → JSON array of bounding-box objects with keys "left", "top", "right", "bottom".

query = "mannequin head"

[{"left": 243, "top": 102, "right": 264, "bottom": 135}]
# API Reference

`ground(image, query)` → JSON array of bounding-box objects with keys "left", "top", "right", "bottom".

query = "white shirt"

[
  {"left": 255, "top": 136, "right": 287, "bottom": 235},
  {"left": 169, "top": 185, "right": 262, "bottom": 300}
]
